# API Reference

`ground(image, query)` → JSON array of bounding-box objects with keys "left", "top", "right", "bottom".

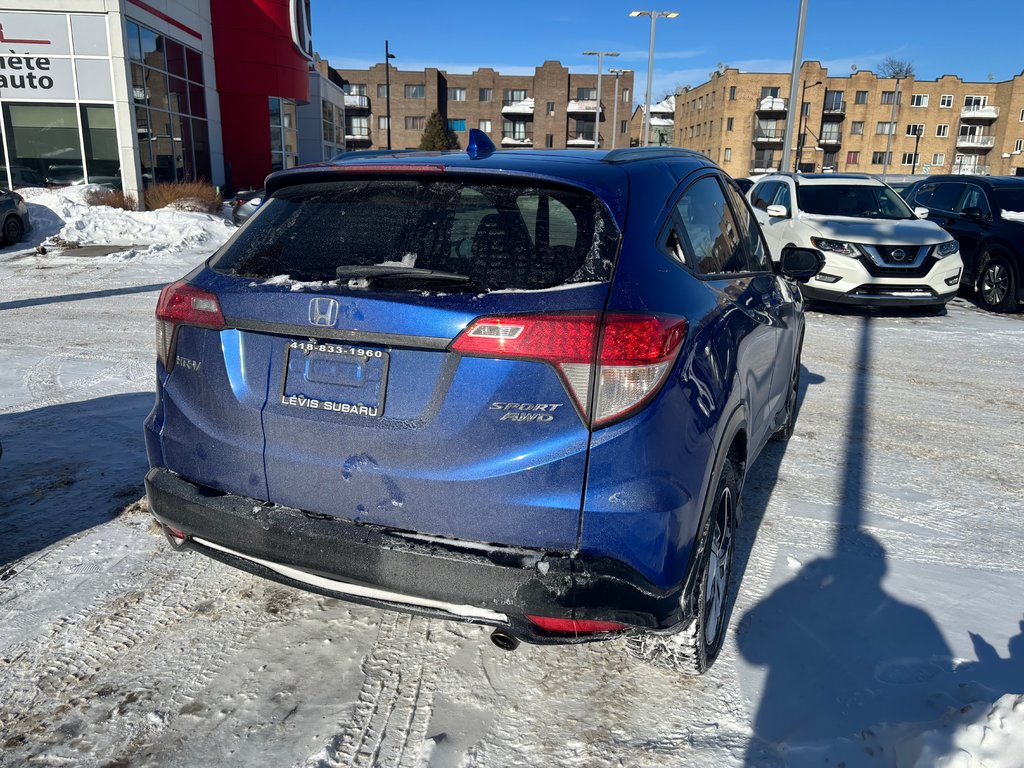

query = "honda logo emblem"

[
  {"left": 289, "top": 0, "right": 313, "bottom": 61},
  {"left": 308, "top": 297, "right": 339, "bottom": 327}
]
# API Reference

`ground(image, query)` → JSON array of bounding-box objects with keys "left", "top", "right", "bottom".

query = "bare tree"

[{"left": 879, "top": 57, "right": 914, "bottom": 79}]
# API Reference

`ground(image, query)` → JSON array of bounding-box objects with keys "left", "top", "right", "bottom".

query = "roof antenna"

[{"left": 466, "top": 128, "right": 496, "bottom": 159}]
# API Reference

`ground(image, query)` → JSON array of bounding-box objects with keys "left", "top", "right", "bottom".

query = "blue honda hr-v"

[{"left": 144, "top": 133, "right": 821, "bottom": 673}]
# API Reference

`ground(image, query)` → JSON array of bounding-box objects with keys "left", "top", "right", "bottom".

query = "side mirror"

[
  {"left": 914, "top": 206, "right": 929, "bottom": 219},
  {"left": 961, "top": 206, "right": 984, "bottom": 220},
  {"left": 766, "top": 204, "right": 789, "bottom": 218},
  {"left": 780, "top": 246, "right": 825, "bottom": 283}
]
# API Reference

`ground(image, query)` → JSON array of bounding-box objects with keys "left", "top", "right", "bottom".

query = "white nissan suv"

[{"left": 748, "top": 173, "right": 963, "bottom": 309}]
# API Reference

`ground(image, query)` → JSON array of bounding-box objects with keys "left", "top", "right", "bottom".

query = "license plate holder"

[{"left": 281, "top": 340, "right": 389, "bottom": 417}]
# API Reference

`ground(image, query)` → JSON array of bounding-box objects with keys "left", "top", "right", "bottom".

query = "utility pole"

[
  {"left": 583, "top": 51, "right": 619, "bottom": 148},
  {"left": 910, "top": 124, "right": 922, "bottom": 174},
  {"left": 608, "top": 68, "right": 631, "bottom": 149},
  {"left": 881, "top": 75, "right": 902, "bottom": 181},
  {"left": 780, "top": 0, "right": 809, "bottom": 172},
  {"left": 630, "top": 10, "right": 679, "bottom": 146}
]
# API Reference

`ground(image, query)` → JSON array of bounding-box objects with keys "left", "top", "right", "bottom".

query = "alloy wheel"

[
  {"left": 980, "top": 262, "right": 1009, "bottom": 307},
  {"left": 703, "top": 486, "right": 735, "bottom": 647}
]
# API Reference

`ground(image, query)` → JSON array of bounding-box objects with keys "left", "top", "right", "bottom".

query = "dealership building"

[{"left": 0, "top": 0, "right": 320, "bottom": 201}]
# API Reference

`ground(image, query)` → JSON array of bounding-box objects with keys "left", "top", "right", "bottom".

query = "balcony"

[
  {"left": 822, "top": 101, "right": 846, "bottom": 119},
  {"left": 753, "top": 127, "right": 784, "bottom": 143},
  {"left": 567, "top": 99, "right": 601, "bottom": 115},
  {"left": 567, "top": 129, "right": 601, "bottom": 147},
  {"left": 344, "top": 127, "right": 371, "bottom": 142},
  {"left": 755, "top": 96, "right": 788, "bottom": 114},
  {"left": 956, "top": 134, "right": 995, "bottom": 149},
  {"left": 961, "top": 104, "right": 999, "bottom": 121},
  {"left": 952, "top": 164, "right": 990, "bottom": 175},
  {"left": 501, "top": 97, "right": 534, "bottom": 115},
  {"left": 344, "top": 94, "right": 370, "bottom": 110},
  {"left": 501, "top": 130, "right": 533, "bottom": 147},
  {"left": 819, "top": 132, "right": 843, "bottom": 146}
]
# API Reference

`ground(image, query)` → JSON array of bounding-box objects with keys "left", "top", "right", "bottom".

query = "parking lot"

[{"left": 1, "top": 225, "right": 1023, "bottom": 765}]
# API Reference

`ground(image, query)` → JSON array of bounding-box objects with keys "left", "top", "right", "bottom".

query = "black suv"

[{"left": 904, "top": 175, "right": 1024, "bottom": 312}]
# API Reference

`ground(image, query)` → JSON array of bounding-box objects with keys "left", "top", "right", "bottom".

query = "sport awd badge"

[{"left": 490, "top": 402, "right": 564, "bottom": 422}]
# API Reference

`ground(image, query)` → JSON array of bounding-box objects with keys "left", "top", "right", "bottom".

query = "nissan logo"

[
  {"left": 308, "top": 297, "right": 339, "bottom": 327},
  {"left": 891, "top": 248, "right": 909, "bottom": 262}
]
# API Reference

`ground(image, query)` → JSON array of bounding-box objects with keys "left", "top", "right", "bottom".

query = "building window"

[
  {"left": 881, "top": 91, "right": 899, "bottom": 105},
  {"left": 345, "top": 83, "right": 367, "bottom": 96},
  {"left": 729, "top": 86, "right": 737, "bottom": 101},
  {"left": 405, "top": 115, "right": 425, "bottom": 130},
  {"left": 577, "top": 87, "right": 597, "bottom": 100},
  {"left": 698, "top": 96, "right": 703, "bottom": 109},
  {"left": 377, "top": 84, "right": 389, "bottom": 98},
  {"left": 936, "top": 124, "right": 949, "bottom": 137},
  {"left": 378, "top": 116, "right": 390, "bottom": 130},
  {"left": 801, "top": 101, "right": 810, "bottom": 117},
  {"left": 621, "top": 120, "right": 627, "bottom": 133},
  {"left": 851, "top": 121, "right": 864, "bottom": 135},
  {"left": 479, "top": 119, "right": 492, "bottom": 132},
  {"left": 964, "top": 95, "right": 987, "bottom": 108},
  {"left": 876, "top": 121, "right": 896, "bottom": 135},
  {"left": 906, "top": 123, "right": 924, "bottom": 136},
  {"left": 1016, "top": 139, "right": 1024, "bottom": 153},
  {"left": 447, "top": 118, "right": 466, "bottom": 132},
  {"left": 545, "top": 134, "right": 553, "bottom": 148},
  {"left": 940, "top": 94, "right": 953, "bottom": 108},
  {"left": 871, "top": 151, "right": 891, "bottom": 165},
  {"left": 753, "top": 148, "right": 776, "bottom": 170},
  {"left": 404, "top": 84, "right": 425, "bottom": 99},
  {"left": 760, "top": 86, "right": 780, "bottom": 99},
  {"left": 847, "top": 151, "right": 860, "bottom": 165},
  {"left": 724, "top": 147, "right": 732, "bottom": 161},
  {"left": 269, "top": 97, "right": 299, "bottom": 172},
  {"left": 447, "top": 87, "right": 466, "bottom": 101},
  {"left": 622, "top": 88, "right": 630, "bottom": 103},
  {"left": 547, "top": 101, "right": 555, "bottom": 116},
  {"left": 503, "top": 89, "right": 527, "bottom": 106},
  {"left": 726, "top": 117, "right": 733, "bottom": 131},
  {"left": 823, "top": 150, "right": 838, "bottom": 169},
  {"left": 479, "top": 88, "right": 492, "bottom": 102},
  {"left": 910, "top": 94, "right": 928, "bottom": 107},
  {"left": 855, "top": 90, "right": 868, "bottom": 104},
  {"left": 901, "top": 152, "right": 919, "bottom": 165},
  {"left": 932, "top": 153, "right": 945, "bottom": 165}
]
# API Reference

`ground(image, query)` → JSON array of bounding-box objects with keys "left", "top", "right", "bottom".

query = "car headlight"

[
  {"left": 810, "top": 237, "right": 859, "bottom": 257},
  {"left": 935, "top": 240, "right": 959, "bottom": 258}
]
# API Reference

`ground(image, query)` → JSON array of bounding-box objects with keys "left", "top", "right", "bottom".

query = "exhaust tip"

[{"left": 490, "top": 629, "right": 520, "bottom": 652}]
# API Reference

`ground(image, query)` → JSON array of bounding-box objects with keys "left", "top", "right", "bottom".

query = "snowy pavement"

[{"left": 1, "top": 188, "right": 1023, "bottom": 767}]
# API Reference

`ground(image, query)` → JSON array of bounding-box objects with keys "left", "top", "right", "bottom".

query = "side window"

[
  {"left": 673, "top": 175, "right": 745, "bottom": 276},
  {"left": 911, "top": 182, "right": 937, "bottom": 206},
  {"left": 751, "top": 181, "right": 777, "bottom": 210},
  {"left": 772, "top": 183, "right": 792, "bottom": 210},
  {"left": 929, "top": 182, "right": 966, "bottom": 213},
  {"left": 957, "top": 184, "right": 991, "bottom": 218},
  {"left": 724, "top": 181, "right": 770, "bottom": 272}
]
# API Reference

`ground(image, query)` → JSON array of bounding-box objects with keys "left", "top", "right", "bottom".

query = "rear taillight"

[
  {"left": 155, "top": 281, "right": 224, "bottom": 369},
  {"left": 526, "top": 615, "right": 627, "bottom": 634},
  {"left": 451, "top": 312, "right": 686, "bottom": 427}
]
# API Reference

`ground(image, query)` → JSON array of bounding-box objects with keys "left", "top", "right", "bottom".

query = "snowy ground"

[{"left": 1, "top": 187, "right": 1022, "bottom": 767}]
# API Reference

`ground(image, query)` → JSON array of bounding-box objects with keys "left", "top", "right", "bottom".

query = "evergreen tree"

[{"left": 419, "top": 111, "right": 459, "bottom": 150}]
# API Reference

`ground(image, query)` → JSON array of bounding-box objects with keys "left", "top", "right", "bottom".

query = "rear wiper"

[{"left": 335, "top": 265, "right": 472, "bottom": 283}]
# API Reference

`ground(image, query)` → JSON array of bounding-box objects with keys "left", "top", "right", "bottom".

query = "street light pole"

[
  {"left": 796, "top": 79, "right": 821, "bottom": 171},
  {"left": 384, "top": 40, "right": 395, "bottom": 150},
  {"left": 911, "top": 124, "right": 922, "bottom": 174},
  {"left": 780, "top": 0, "right": 809, "bottom": 171},
  {"left": 608, "top": 68, "right": 631, "bottom": 149},
  {"left": 583, "top": 51, "right": 619, "bottom": 149},
  {"left": 881, "top": 75, "right": 903, "bottom": 181},
  {"left": 630, "top": 10, "right": 679, "bottom": 147}
]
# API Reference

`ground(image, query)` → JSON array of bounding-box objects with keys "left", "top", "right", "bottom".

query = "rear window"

[
  {"left": 210, "top": 178, "right": 620, "bottom": 292},
  {"left": 796, "top": 183, "right": 913, "bottom": 219},
  {"left": 994, "top": 186, "right": 1024, "bottom": 214}
]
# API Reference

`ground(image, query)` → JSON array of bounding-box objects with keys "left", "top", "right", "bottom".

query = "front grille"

[{"left": 857, "top": 244, "right": 935, "bottom": 277}]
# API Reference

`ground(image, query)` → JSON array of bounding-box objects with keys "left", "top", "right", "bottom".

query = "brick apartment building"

[
  {"left": 675, "top": 62, "right": 1024, "bottom": 178},
  {"left": 332, "top": 61, "right": 635, "bottom": 152}
]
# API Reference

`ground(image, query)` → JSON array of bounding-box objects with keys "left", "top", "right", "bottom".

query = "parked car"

[
  {"left": 0, "top": 189, "right": 31, "bottom": 247},
  {"left": 902, "top": 175, "right": 1024, "bottom": 312},
  {"left": 748, "top": 173, "right": 963, "bottom": 310},
  {"left": 45, "top": 164, "right": 86, "bottom": 186},
  {"left": 0, "top": 165, "right": 49, "bottom": 189},
  {"left": 732, "top": 177, "right": 755, "bottom": 194},
  {"left": 227, "top": 188, "right": 264, "bottom": 224},
  {"left": 144, "top": 135, "right": 822, "bottom": 673}
]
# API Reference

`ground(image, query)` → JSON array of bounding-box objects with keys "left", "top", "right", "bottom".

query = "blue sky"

[{"left": 312, "top": 1, "right": 1022, "bottom": 106}]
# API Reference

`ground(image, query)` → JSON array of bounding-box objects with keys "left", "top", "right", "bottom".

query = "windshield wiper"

[{"left": 335, "top": 265, "right": 472, "bottom": 283}]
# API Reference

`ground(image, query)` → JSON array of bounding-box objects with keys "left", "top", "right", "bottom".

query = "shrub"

[
  {"left": 84, "top": 187, "right": 137, "bottom": 211},
  {"left": 143, "top": 181, "right": 222, "bottom": 213}
]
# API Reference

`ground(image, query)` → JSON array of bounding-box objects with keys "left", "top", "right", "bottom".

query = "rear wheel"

[
  {"left": 772, "top": 351, "right": 801, "bottom": 441},
  {"left": 625, "top": 457, "right": 740, "bottom": 675},
  {"left": 2, "top": 215, "right": 24, "bottom": 246},
  {"left": 976, "top": 251, "right": 1019, "bottom": 313}
]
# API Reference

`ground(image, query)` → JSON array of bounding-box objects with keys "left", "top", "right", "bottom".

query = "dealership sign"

[
  {"left": 289, "top": 0, "right": 313, "bottom": 61},
  {"left": 0, "top": 12, "right": 106, "bottom": 101}
]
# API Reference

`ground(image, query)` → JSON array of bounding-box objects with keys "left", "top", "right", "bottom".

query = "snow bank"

[
  {"left": 898, "top": 693, "right": 1024, "bottom": 767},
  {"left": 17, "top": 185, "right": 234, "bottom": 253}
]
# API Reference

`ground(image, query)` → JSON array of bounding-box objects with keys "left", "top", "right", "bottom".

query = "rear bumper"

[{"left": 144, "top": 467, "right": 687, "bottom": 644}]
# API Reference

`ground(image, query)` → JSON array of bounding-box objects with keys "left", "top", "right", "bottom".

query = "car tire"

[
  {"left": 2, "top": 215, "right": 24, "bottom": 246},
  {"left": 976, "top": 251, "right": 1019, "bottom": 313},
  {"left": 625, "top": 457, "right": 740, "bottom": 675},
  {"left": 772, "top": 343, "right": 802, "bottom": 441}
]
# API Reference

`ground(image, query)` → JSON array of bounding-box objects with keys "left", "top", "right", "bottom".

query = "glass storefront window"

[
  {"left": 3, "top": 104, "right": 84, "bottom": 185},
  {"left": 168, "top": 76, "right": 188, "bottom": 114},
  {"left": 192, "top": 119, "right": 211, "bottom": 180},
  {"left": 188, "top": 82, "right": 206, "bottom": 118},
  {"left": 185, "top": 48, "right": 203, "bottom": 85},
  {"left": 139, "top": 25, "right": 164, "bottom": 70},
  {"left": 81, "top": 105, "right": 119, "bottom": 183},
  {"left": 144, "top": 68, "right": 169, "bottom": 111},
  {"left": 165, "top": 39, "right": 186, "bottom": 79},
  {"left": 126, "top": 21, "right": 143, "bottom": 62}
]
